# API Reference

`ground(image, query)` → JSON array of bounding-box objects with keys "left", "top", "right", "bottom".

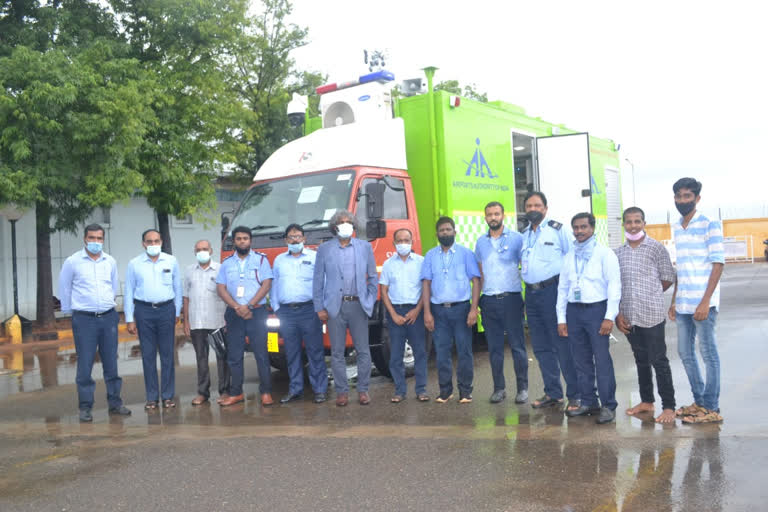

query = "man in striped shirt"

[{"left": 669, "top": 178, "right": 725, "bottom": 424}]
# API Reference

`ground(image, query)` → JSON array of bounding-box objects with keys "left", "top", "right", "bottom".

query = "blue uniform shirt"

[
  {"left": 124, "top": 252, "right": 182, "bottom": 322},
  {"left": 521, "top": 217, "right": 573, "bottom": 284},
  {"left": 379, "top": 252, "right": 424, "bottom": 305},
  {"left": 58, "top": 248, "right": 119, "bottom": 314},
  {"left": 421, "top": 244, "right": 481, "bottom": 304},
  {"left": 216, "top": 251, "right": 274, "bottom": 306},
  {"left": 474, "top": 227, "right": 523, "bottom": 294},
  {"left": 556, "top": 242, "right": 622, "bottom": 324},
  {"left": 271, "top": 249, "right": 316, "bottom": 311}
]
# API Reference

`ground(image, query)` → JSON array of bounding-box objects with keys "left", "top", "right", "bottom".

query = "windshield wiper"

[
  {"left": 251, "top": 225, "right": 277, "bottom": 232},
  {"left": 301, "top": 219, "right": 327, "bottom": 227}
]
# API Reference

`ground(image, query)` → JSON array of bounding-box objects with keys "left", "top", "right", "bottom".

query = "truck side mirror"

[
  {"left": 365, "top": 220, "right": 386, "bottom": 240},
  {"left": 365, "top": 182, "right": 386, "bottom": 219},
  {"left": 221, "top": 214, "right": 231, "bottom": 232}
]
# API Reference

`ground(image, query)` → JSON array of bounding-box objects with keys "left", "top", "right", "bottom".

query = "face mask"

[
  {"left": 288, "top": 242, "right": 304, "bottom": 254},
  {"left": 86, "top": 242, "right": 103, "bottom": 254},
  {"left": 337, "top": 222, "right": 354, "bottom": 239},
  {"left": 675, "top": 201, "right": 696, "bottom": 216},
  {"left": 235, "top": 246, "right": 251, "bottom": 256},
  {"left": 395, "top": 243, "right": 411, "bottom": 256},
  {"left": 438, "top": 235, "right": 455, "bottom": 247},
  {"left": 625, "top": 230, "right": 645, "bottom": 242},
  {"left": 146, "top": 245, "right": 161, "bottom": 257},
  {"left": 196, "top": 250, "right": 211, "bottom": 264},
  {"left": 525, "top": 211, "right": 544, "bottom": 225}
]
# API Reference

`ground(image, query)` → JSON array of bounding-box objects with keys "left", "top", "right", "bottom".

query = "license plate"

[{"left": 267, "top": 332, "right": 279, "bottom": 353}]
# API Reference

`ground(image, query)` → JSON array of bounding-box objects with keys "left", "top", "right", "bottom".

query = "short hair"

[
  {"left": 141, "top": 228, "right": 161, "bottom": 242},
  {"left": 524, "top": 191, "right": 547, "bottom": 207},
  {"left": 231, "top": 225, "right": 251, "bottom": 239},
  {"left": 194, "top": 239, "right": 212, "bottom": 249},
  {"left": 622, "top": 207, "right": 646, "bottom": 222},
  {"left": 284, "top": 223, "right": 304, "bottom": 237},
  {"left": 484, "top": 201, "right": 504, "bottom": 214},
  {"left": 673, "top": 177, "right": 702, "bottom": 196},
  {"left": 392, "top": 228, "right": 413, "bottom": 240},
  {"left": 435, "top": 216, "right": 455, "bottom": 231},
  {"left": 328, "top": 209, "right": 358, "bottom": 234},
  {"left": 571, "top": 212, "right": 595, "bottom": 228},
  {"left": 84, "top": 223, "right": 104, "bottom": 237}
]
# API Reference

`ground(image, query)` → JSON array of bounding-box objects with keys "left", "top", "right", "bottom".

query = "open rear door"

[{"left": 535, "top": 133, "right": 592, "bottom": 223}]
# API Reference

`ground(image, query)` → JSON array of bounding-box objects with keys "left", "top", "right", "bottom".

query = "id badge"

[
  {"left": 236, "top": 285, "right": 245, "bottom": 298},
  {"left": 573, "top": 287, "right": 581, "bottom": 302}
]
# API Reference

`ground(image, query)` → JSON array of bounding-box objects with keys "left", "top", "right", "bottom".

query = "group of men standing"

[{"left": 58, "top": 176, "right": 724, "bottom": 426}]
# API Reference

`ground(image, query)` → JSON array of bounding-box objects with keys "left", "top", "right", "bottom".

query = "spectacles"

[{"left": 286, "top": 235, "right": 304, "bottom": 241}]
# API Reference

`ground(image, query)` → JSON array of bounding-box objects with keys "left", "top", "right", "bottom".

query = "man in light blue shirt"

[
  {"left": 475, "top": 201, "right": 527, "bottom": 405},
  {"left": 58, "top": 223, "right": 131, "bottom": 422},
  {"left": 271, "top": 223, "right": 327, "bottom": 405},
  {"left": 422, "top": 216, "right": 481, "bottom": 404},
  {"left": 217, "top": 225, "right": 274, "bottom": 407},
  {"left": 557, "top": 212, "right": 621, "bottom": 424},
  {"left": 125, "top": 229, "right": 182, "bottom": 410},
  {"left": 379, "top": 228, "right": 428, "bottom": 403}
]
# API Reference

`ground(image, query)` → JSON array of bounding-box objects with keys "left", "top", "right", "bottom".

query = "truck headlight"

[{"left": 266, "top": 317, "right": 280, "bottom": 329}]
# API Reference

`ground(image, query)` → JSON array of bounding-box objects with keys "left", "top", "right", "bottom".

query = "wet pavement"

[{"left": 1, "top": 264, "right": 767, "bottom": 511}]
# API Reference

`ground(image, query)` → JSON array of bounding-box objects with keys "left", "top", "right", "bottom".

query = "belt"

[
  {"left": 342, "top": 295, "right": 359, "bottom": 302},
  {"left": 282, "top": 301, "right": 313, "bottom": 308},
  {"left": 134, "top": 299, "right": 174, "bottom": 308},
  {"left": 435, "top": 300, "right": 470, "bottom": 308},
  {"left": 392, "top": 303, "right": 418, "bottom": 308},
  {"left": 524, "top": 275, "right": 559, "bottom": 290},
  {"left": 73, "top": 308, "right": 115, "bottom": 318},
  {"left": 483, "top": 292, "right": 521, "bottom": 299},
  {"left": 568, "top": 300, "right": 608, "bottom": 308}
]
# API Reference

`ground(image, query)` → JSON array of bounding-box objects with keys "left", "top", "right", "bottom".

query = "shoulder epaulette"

[{"left": 548, "top": 220, "right": 562, "bottom": 230}]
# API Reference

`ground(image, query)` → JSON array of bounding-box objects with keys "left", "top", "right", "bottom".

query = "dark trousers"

[
  {"left": 567, "top": 301, "right": 617, "bottom": 410},
  {"left": 277, "top": 303, "right": 328, "bottom": 395},
  {"left": 480, "top": 293, "right": 528, "bottom": 393},
  {"left": 432, "top": 302, "right": 473, "bottom": 397},
  {"left": 327, "top": 301, "right": 371, "bottom": 394},
  {"left": 189, "top": 328, "right": 231, "bottom": 399},
  {"left": 627, "top": 321, "right": 676, "bottom": 410},
  {"left": 526, "top": 283, "right": 578, "bottom": 400},
  {"left": 386, "top": 305, "right": 428, "bottom": 397},
  {"left": 134, "top": 301, "right": 176, "bottom": 401},
  {"left": 71, "top": 310, "right": 123, "bottom": 410},
  {"left": 225, "top": 306, "right": 271, "bottom": 396}
]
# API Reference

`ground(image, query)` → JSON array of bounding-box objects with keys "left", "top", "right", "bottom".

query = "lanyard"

[
  {"left": 440, "top": 249, "right": 455, "bottom": 274},
  {"left": 574, "top": 252, "right": 590, "bottom": 284},
  {"left": 237, "top": 255, "right": 247, "bottom": 279}
]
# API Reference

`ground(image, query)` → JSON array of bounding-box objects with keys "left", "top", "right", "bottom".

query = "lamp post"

[
  {"left": 624, "top": 157, "right": 637, "bottom": 206},
  {"left": 1, "top": 204, "right": 26, "bottom": 319}
]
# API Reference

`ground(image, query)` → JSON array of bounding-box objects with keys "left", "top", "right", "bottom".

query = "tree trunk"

[
  {"left": 35, "top": 200, "right": 56, "bottom": 328},
  {"left": 157, "top": 210, "right": 172, "bottom": 255}
]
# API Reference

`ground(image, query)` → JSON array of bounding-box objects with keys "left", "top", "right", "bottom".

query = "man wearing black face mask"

[{"left": 520, "top": 192, "right": 580, "bottom": 411}]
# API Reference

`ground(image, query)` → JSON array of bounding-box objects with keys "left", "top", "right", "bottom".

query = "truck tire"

[{"left": 371, "top": 326, "right": 433, "bottom": 379}]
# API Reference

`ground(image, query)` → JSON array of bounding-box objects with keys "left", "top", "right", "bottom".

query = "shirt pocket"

[
  {"left": 536, "top": 240, "right": 558, "bottom": 262},
  {"left": 206, "top": 276, "right": 217, "bottom": 292},
  {"left": 247, "top": 264, "right": 261, "bottom": 283},
  {"left": 451, "top": 262, "right": 468, "bottom": 281},
  {"left": 161, "top": 268, "right": 173, "bottom": 285},
  {"left": 299, "top": 263, "right": 314, "bottom": 281},
  {"left": 95, "top": 265, "right": 112, "bottom": 284}
]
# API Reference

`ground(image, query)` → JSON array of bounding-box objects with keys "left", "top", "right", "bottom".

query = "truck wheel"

[
  {"left": 269, "top": 351, "right": 310, "bottom": 377},
  {"left": 371, "top": 326, "right": 432, "bottom": 379}
]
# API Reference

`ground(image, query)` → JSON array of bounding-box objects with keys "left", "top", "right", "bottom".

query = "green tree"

[{"left": 435, "top": 79, "right": 488, "bottom": 103}]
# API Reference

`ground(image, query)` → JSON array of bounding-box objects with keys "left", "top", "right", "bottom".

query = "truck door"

[{"left": 535, "top": 133, "right": 592, "bottom": 223}]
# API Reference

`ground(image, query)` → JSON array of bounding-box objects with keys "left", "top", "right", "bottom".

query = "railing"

[{"left": 661, "top": 235, "right": 754, "bottom": 264}]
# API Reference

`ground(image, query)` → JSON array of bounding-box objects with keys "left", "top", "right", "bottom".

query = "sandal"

[
  {"left": 144, "top": 401, "right": 158, "bottom": 410},
  {"left": 682, "top": 409, "right": 723, "bottom": 424},
  {"left": 566, "top": 399, "right": 582, "bottom": 412},
  {"left": 416, "top": 394, "right": 430, "bottom": 402},
  {"left": 390, "top": 395, "right": 405, "bottom": 403},
  {"left": 162, "top": 399, "right": 176, "bottom": 408},
  {"left": 675, "top": 403, "right": 704, "bottom": 417}
]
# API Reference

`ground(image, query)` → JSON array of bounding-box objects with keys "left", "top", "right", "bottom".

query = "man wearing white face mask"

[{"left": 183, "top": 239, "right": 229, "bottom": 406}]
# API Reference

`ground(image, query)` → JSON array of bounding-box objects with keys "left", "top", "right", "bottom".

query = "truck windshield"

[{"left": 230, "top": 170, "right": 355, "bottom": 238}]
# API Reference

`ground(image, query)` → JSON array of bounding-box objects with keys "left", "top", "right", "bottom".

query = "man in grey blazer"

[{"left": 313, "top": 210, "right": 378, "bottom": 406}]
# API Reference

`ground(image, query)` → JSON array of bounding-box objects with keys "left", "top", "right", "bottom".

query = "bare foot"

[
  {"left": 656, "top": 408, "right": 676, "bottom": 423},
  {"left": 625, "top": 402, "right": 655, "bottom": 416}
]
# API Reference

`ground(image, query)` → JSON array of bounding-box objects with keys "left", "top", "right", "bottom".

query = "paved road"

[{"left": 1, "top": 264, "right": 766, "bottom": 511}]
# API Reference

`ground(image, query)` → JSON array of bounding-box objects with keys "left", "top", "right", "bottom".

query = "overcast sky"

[{"left": 287, "top": 0, "right": 768, "bottom": 223}]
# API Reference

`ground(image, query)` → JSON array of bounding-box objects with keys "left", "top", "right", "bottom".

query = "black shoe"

[
  {"left": 313, "top": 393, "right": 327, "bottom": 404},
  {"left": 280, "top": 393, "right": 303, "bottom": 404},
  {"left": 489, "top": 390, "right": 506, "bottom": 404},
  {"left": 108, "top": 405, "right": 132, "bottom": 416},
  {"left": 566, "top": 404, "right": 601, "bottom": 417},
  {"left": 596, "top": 407, "right": 616, "bottom": 424},
  {"left": 79, "top": 409, "right": 93, "bottom": 422},
  {"left": 531, "top": 395, "right": 563, "bottom": 409}
]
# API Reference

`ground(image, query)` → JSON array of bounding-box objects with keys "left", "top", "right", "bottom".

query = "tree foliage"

[{"left": 435, "top": 79, "right": 488, "bottom": 103}]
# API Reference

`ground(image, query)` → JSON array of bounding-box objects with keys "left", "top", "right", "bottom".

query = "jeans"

[
  {"left": 225, "top": 306, "right": 272, "bottom": 396},
  {"left": 277, "top": 303, "right": 328, "bottom": 395},
  {"left": 525, "top": 283, "right": 578, "bottom": 401},
  {"left": 480, "top": 293, "right": 528, "bottom": 393},
  {"left": 189, "top": 328, "right": 231, "bottom": 399},
  {"left": 71, "top": 310, "right": 123, "bottom": 410},
  {"left": 327, "top": 300, "right": 371, "bottom": 394},
  {"left": 567, "top": 301, "right": 617, "bottom": 410},
  {"left": 386, "top": 305, "right": 428, "bottom": 397},
  {"left": 432, "top": 302, "right": 473, "bottom": 397},
  {"left": 134, "top": 301, "right": 176, "bottom": 402},
  {"left": 676, "top": 308, "right": 720, "bottom": 411},
  {"left": 627, "top": 321, "right": 675, "bottom": 410}
]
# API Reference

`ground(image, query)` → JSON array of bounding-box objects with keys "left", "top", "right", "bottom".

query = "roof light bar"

[{"left": 316, "top": 70, "right": 395, "bottom": 95}]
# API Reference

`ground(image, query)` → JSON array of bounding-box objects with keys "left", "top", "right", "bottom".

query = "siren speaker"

[{"left": 322, "top": 102, "right": 356, "bottom": 128}]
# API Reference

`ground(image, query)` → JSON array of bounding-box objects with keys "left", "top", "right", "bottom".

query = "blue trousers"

[
  {"left": 567, "top": 301, "right": 617, "bottom": 410},
  {"left": 676, "top": 308, "right": 720, "bottom": 411},
  {"left": 71, "top": 309, "right": 123, "bottom": 410},
  {"left": 432, "top": 302, "right": 473, "bottom": 397},
  {"left": 480, "top": 293, "right": 528, "bottom": 393},
  {"left": 134, "top": 301, "right": 176, "bottom": 402},
  {"left": 525, "top": 283, "right": 578, "bottom": 401},
  {"left": 225, "top": 306, "right": 272, "bottom": 396},
  {"left": 386, "top": 305, "right": 428, "bottom": 397},
  {"left": 277, "top": 303, "right": 328, "bottom": 395}
]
